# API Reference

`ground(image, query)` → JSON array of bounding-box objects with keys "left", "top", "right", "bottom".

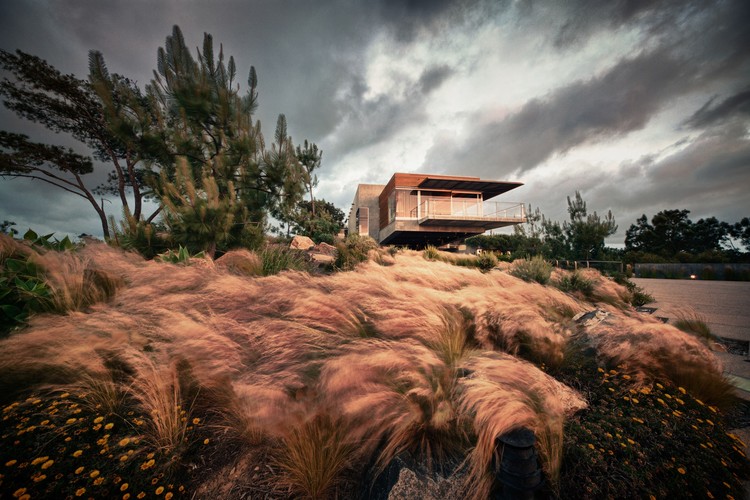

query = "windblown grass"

[{"left": 0, "top": 242, "right": 745, "bottom": 498}]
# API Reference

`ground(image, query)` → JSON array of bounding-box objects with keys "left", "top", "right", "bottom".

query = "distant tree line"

[
  {"left": 0, "top": 26, "right": 344, "bottom": 258},
  {"left": 467, "top": 191, "right": 620, "bottom": 261},
  {"left": 468, "top": 199, "right": 749, "bottom": 264}
]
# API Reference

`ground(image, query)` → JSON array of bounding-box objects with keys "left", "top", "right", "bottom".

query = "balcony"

[{"left": 413, "top": 196, "right": 526, "bottom": 228}]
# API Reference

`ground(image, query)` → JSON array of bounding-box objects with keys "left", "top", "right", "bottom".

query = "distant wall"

[{"left": 634, "top": 263, "right": 750, "bottom": 281}]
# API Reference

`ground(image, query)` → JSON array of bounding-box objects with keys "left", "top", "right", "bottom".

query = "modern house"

[{"left": 347, "top": 173, "right": 526, "bottom": 247}]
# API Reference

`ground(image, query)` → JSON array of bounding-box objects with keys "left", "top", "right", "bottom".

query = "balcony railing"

[{"left": 409, "top": 196, "right": 526, "bottom": 222}]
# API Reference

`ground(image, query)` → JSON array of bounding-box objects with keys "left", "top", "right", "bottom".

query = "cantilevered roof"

[{"left": 417, "top": 177, "right": 523, "bottom": 200}]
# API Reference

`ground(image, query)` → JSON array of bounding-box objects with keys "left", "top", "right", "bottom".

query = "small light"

[{"left": 690, "top": 274, "right": 697, "bottom": 279}]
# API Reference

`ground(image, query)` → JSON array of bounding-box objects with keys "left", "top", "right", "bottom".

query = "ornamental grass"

[{"left": 0, "top": 242, "right": 747, "bottom": 498}]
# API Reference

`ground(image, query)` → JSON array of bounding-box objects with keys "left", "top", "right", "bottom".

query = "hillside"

[{"left": 0, "top": 237, "right": 748, "bottom": 499}]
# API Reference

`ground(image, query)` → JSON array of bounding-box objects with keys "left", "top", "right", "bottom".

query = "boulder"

[
  {"left": 313, "top": 241, "right": 338, "bottom": 256},
  {"left": 290, "top": 235, "right": 315, "bottom": 250},
  {"left": 309, "top": 253, "right": 335, "bottom": 265}
]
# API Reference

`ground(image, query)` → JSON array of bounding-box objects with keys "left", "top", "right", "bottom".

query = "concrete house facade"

[{"left": 348, "top": 173, "right": 526, "bottom": 247}]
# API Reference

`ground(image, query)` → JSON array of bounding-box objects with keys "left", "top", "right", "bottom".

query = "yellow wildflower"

[
  {"left": 105, "top": 422, "right": 114, "bottom": 430},
  {"left": 13, "top": 488, "right": 26, "bottom": 497},
  {"left": 120, "top": 455, "right": 129, "bottom": 462},
  {"left": 165, "top": 493, "right": 173, "bottom": 500},
  {"left": 75, "top": 466, "right": 85, "bottom": 474},
  {"left": 94, "top": 416, "right": 104, "bottom": 424},
  {"left": 632, "top": 398, "right": 639, "bottom": 404},
  {"left": 587, "top": 444, "right": 595, "bottom": 450},
  {"left": 192, "top": 417, "right": 201, "bottom": 424},
  {"left": 90, "top": 469, "right": 100, "bottom": 478},
  {"left": 707, "top": 490, "right": 714, "bottom": 498},
  {"left": 59, "top": 392, "right": 69, "bottom": 398},
  {"left": 6, "top": 459, "right": 17, "bottom": 466},
  {"left": 73, "top": 450, "right": 83, "bottom": 457},
  {"left": 75, "top": 487, "right": 86, "bottom": 497},
  {"left": 119, "top": 437, "right": 130, "bottom": 446},
  {"left": 678, "top": 386, "right": 686, "bottom": 394},
  {"left": 33, "top": 474, "right": 46, "bottom": 482},
  {"left": 41, "top": 459, "right": 54, "bottom": 469},
  {"left": 706, "top": 419, "right": 715, "bottom": 426},
  {"left": 677, "top": 467, "right": 686, "bottom": 474},
  {"left": 622, "top": 374, "right": 631, "bottom": 380},
  {"left": 123, "top": 495, "right": 131, "bottom": 500},
  {"left": 627, "top": 438, "right": 635, "bottom": 445},
  {"left": 137, "top": 492, "right": 146, "bottom": 499},
  {"left": 723, "top": 482, "right": 731, "bottom": 488},
  {"left": 156, "top": 486, "right": 165, "bottom": 495},
  {"left": 65, "top": 418, "right": 77, "bottom": 424},
  {"left": 203, "top": 438, "right": 210, "bottom": 445},
  {"left": 93, "top": 477, "right": 104, "bottom": 486},
  {"left": 121, "top": 483, "right": 129, "bottom": 491},
  {"left": 31, "top": 456, "right": 49, "bottom": 466}
]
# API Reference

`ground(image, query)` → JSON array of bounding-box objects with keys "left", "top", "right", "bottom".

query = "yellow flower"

[
  {"left": 156, "top": 486, "right": 165, "bottom": 495},
  {"left": 587, "top": 444, "right": 595, "bottom": 450},
  {"left": 123, "top": 495, "right": 131, "bottom": 500},
  {"left": 40, "top": 419, "right": 49, "bottom": 425},
  {"left": 33, "top": 474, "right": 46, "bottom": 482},
  {"left": 622, "top": 374, "right": 631, "bottom": 380},
  {"left": 675, "top": 398, "right": 685, "bottom": 405},
  {"left": 73, "top": 450, "right": 83, "bottom": 457},
  {"left": 121, "top": 483, "right": 129, "bottom": 491},
  {"left": 13, "top": 488, "right": 26, "bottom": 497},
  {"left": 165, "top": 493, "right": 173, "bottom": 500},
  {"left": 631, "top": 398, "right": 639, "bottom": 404},
  {"left": 137, "top": 492, "right": 146, "bottom": 499},
  {"left": 120, "top": 455, "right": 129, "bottom": 462},
  {"left": 75, "top": 487, "right": 86, "bottom": 497},
  {"left": 93, "top": 477, "right": 104, "bottom": 486},
  {"left": 6, "top": 459, "right": 17, "bottom": 466},
  {"left": 94, "top": 416, "right": 104, "bottom": 423},
  {"left": 203, "top": 438, "right": 210, "bottom": 445},
  {"left": 31, "top": 456, "right": 49, "bottom": 466},
  {"left": 119, "top": 437, "right": 130, "bottom": 446},
  {"left": 706, "top": 490, "right": 714, "bottom": 498},
  {"left": 192, "top": 417, "right": 201, "bottom": 424},
  {"left": 649, "top": 496, "right": 656, "bottom": 500},
  {"left": 90, "top": 469, "right": 100, "bottom": 478},
  {"left": 41, "top": 459, "right": 54, "bottom": 469},
  {"left": 75, "top": 466, "right": 85, "bottom": 474},
  {"left": 723, "top": 482, "right": 731, "bottom": 488},
  {"left": 105, "top": 422, "right": 114, "bottom": 430},
  {"left": 65, "top": 418, "right": 77, "bottom": 424},
  {"left": 19, "top": 495, "right": 30, "bottom": 500},
  {"left": 706, "top": 419, "right": 715, "bottom": 426},
  {"left": 678, "top": 386, "right": 686, "bottom": 394},
  {"left": 677, "top": 467, "right": 686, "bottom": 474},
  {"left": 60, "top": 392, "right": 69, "bottom": 398},
  {"left": 627, "top": 438, "right": 635, "bottom": 445}
]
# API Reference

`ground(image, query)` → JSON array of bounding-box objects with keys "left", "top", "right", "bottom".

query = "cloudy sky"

[{"left": 1, "top": 0, "right": 749, "bottom": 246}]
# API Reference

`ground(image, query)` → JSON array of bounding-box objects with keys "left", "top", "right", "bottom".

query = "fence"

[{"left": 634, "top": 263, "right": 750, "bottom": 280}]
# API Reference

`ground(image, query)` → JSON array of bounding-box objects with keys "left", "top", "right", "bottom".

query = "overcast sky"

[{"left": 1, "top": 0, "right": 749, "bottom": 246}]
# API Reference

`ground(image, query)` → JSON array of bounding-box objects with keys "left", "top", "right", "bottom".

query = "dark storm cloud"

[
  {"left": 324, "top": 63, "right": 456, "bottom": 165},
  {"left": 683, "top": 89, "right": 750, "bottom": 129},
  {"left": 424, "top": 48, "right": 689, "bottom": 177}
]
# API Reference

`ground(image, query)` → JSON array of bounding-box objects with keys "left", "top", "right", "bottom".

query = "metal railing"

[{"left": 410, "top": 197, "right": 526, "bottom": 220}]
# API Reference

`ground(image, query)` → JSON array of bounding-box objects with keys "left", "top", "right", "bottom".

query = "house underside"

[{"left": 348, "top": 173, "right": 526, "bottom": 248}]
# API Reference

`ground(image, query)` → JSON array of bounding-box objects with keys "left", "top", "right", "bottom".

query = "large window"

[{"left": 357, "top": 207, "right": 369, "bottom": 235}]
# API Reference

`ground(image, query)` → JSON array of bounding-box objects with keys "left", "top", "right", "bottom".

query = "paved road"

[{"left": 632, "top": 278, "right": 750, "bottom": 343}]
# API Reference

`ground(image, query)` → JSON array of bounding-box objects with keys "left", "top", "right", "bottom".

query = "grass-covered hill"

[{"left": 0, "top": 234, "right": 748, "bottom": 499}]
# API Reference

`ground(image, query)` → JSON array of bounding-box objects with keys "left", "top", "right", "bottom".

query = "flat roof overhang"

[
  {"left": 418, "top": 217, "right": 525, "bottom": 228},
  {"left": 417, "top": 178, "right": 523, "bottom": 200}
]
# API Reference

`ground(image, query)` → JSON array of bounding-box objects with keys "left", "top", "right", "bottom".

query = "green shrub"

[
  {"left": 613, "top": 273, "right": 654, "bottom": 307},
  {"left": 475, "top": 252, "right": 498, "bottom": 272},
  {"left": 422, "top": 245, "right": 441, "bottom": 261},
  {"left": 334, "top": 235, "right": 378, "bottom": 271},
  {"left": 0, "top": 257, "right": 51, "bottom": 333},
  {"left": 156, "top": 245, "right": 206, "bottom": 264},
  {"left": 260, "top": 245, "right": 310, "bottom": 276},
  {"left": 555, "top": 271, "right": 594, "bottom": 296},
  {"left": 509, "top": 256, "right": 552, "bottom": 284}
]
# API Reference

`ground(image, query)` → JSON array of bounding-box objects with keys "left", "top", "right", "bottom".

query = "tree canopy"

[{"left": 1, "top": 26, "right": 319, "bottom": 256}]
